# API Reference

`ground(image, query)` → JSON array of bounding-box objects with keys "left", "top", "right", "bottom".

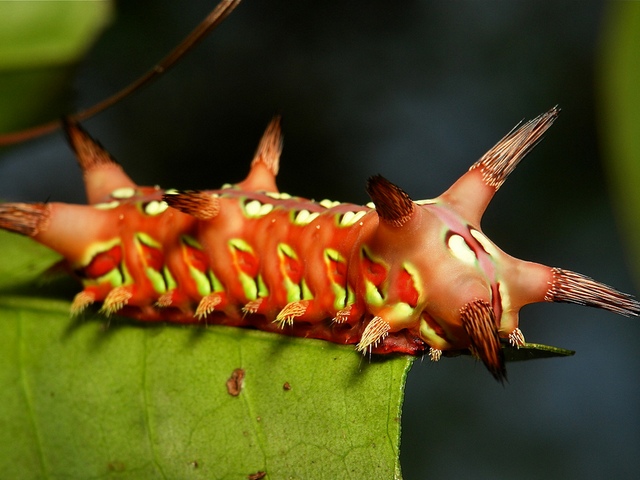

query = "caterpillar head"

[{"left": 362, "top": 107, "right": 639, "bottom": 381}]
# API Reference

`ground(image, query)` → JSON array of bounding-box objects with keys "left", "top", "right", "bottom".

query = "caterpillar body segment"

[{"left": 1, "top": 109, "right": 638, "bottom": 381}]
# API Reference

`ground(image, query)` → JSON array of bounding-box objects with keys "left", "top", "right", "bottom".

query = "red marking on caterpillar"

[{"left": 0, "top": 3, "right": 638, "bottom": 384}]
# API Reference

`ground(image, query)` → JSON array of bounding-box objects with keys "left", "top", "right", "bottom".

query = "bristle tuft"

[
  {"left": 508, "top": 328, "right": 526, "bottom": 347},
  {"left": 274, "top": 300, "right": 308, "bottom": 327},
  {"left": 366, "top": 175, "right": 415, "bottom": 227},
  {"left": 356, "top": 316, "right": 390, "bottom": 353},
  {"left": 195, "top": 293, "right": 223, "bottom": 319},
  {"left": 155, "top": 292, "right": 174, "bottom": 308},
  {"left": 242, "top": 298, "right": 263, "bottom": 316},
  {"left": 251, "top": 116, "right": 282, "bottom": 176},
  {"left": 0, "top": 203, "right": 50, "bottom": 236},
  {"left": 429, "top": 347, "right": 442, "bottom": 362},
  {"left": 63, "top": 118, "right": 119, "bottom": 170},
  {"left": 461, "top": 299, "right": 506, "bottom": 382},
  {"left": 470, "top": 106, "right": 559, "bottom": 190},
  {"left": 70, "top": 290, "right": 96, "bottom": 316},
  {"left": 332, "top": 304, "right": 353, "bottom": 324},
  {"left": 163, "top": 190, "right": 220, "bottom": 220},
  {"left": 546, "top": 268, "right": 640, "bottom": 317},
  {"left": 100, "top": 287, "right": 132, "bottom": 316}
]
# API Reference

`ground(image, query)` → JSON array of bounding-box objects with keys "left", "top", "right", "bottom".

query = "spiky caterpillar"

[{"left": 0, "top": 108, "right": 638, "bottom": 381}]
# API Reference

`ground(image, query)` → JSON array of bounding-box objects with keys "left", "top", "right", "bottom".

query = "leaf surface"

[{"left": 0, "top": 231, "right": 412, "bottom": 479}]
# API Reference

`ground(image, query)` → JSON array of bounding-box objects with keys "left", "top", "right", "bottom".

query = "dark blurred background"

[{"left": 2, "top": 1, "right": 639, "bottom": 478}]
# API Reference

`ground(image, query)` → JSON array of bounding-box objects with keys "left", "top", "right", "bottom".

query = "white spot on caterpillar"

[
  {"left": 352, "top": 210, "right": 366, "bottom": 223},
  {"left": 339, "top": 210, "right": 366, "bottom": 227},
  {"left": 111, "top": 187, "right": 136, "bottom": 199},
  {"left": 295, "top": 209, "right": 310, "bottom": 223},
  {"left": 164, "top": 188, "right": 179, "bottom": 195},
  {"left": 144, "top": 200, "right": 169, "bottom": 216},
  {"left": 470, "top": 228, "right": 499, "bottom": 257},
  {"left": 415, "top": 199, "right": 436, "bottom": 205},
  {"left": 245, "top": 200, "right": 262, "bottom": 216},
  {"left": 244, "top": 200, "right": 274, "bottom": 218},
  {"left": 259, "top": 203, "right": 274, "bottom": 215},
  {"left": 366, "top": 202, "right": 375, "bottom": 209},
  {"left": 447, "top": 234, "right": 477, "bottom": 265},
  {"left": 93, "top": 201, "right": 120, "bottom": 210},
  {"left": 294, "top": 210, "right": 320, "bottom": 225},
  {"left": 265, "top": 191, "right": 292, "bottom": 200},
  {"left": 319, "top": 199, "right": 340, "bottom": 208}
]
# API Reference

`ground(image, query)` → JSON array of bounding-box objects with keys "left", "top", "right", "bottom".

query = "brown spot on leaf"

[
  {"left": 226, "top": 368, "right": 245, "bottom": 396},
  {"left": 283, "top": 382, "right": 291, "bottom": 391},
  {"left": 107, "top": 461, "right": 125, "bottom": 472},
  {"left": 248, "top": 471, "right": 266, "bottom": 480}
]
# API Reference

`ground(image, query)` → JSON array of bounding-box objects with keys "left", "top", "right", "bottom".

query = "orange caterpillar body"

[{"left": 1, "top": 108, "right": 638, "bottom": 381}]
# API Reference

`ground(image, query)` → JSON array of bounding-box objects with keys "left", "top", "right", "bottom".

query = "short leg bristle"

[
  {"left": 274, "top": 300, "right": 309, "bottom": 328},
  {"left": 461, "top": 299, "right": 506, "bottom": 382},
  {"left": 429, "top": 347, "right": 442, "bottom": 362},
  {"left": 332, "top": 304, "right": 353, "bottom": 324},
  {"left": 546, "top": 268, "right": 640, "bottom": 317},
  {"left": 356, "top": 316, "right": 391, "bottom": 353},
  {"left": 100, "top": 287, "right": 133, "bottom": 316},
  {"left": 242, "top": 298, "right": 263, "bottom": 316},
  {"left": 155, "top": 292, "right": 174, "bottom": 308},
  {"left": 70, "top": 290, "right": 96, "bottom": 316},
  {"left": 508, "top": 328, "right": 526, "bottom": 347},
  {"left": 194, "top": 293, "right": 224, "bottom": 319}
]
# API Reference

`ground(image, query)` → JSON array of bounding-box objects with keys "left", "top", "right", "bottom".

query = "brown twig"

[{"left": 0, "top": 0, "right": 241, "bottom": 146}]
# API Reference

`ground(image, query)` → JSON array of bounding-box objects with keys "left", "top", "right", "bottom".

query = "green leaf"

[
  {"left": 599, "top": 3, "right": 640, "bottom": 278},
  {"left": 0, "top": 1, "right": 113, "bottom": 69},
  {"left": 0, "top": 1, "right": 114, "bottom": 132},
  {"left": 0, "top": 230, "right": 413, "bottom": 479},
  {"left": 502, "top": 343, "right": 575, "bottom": 362}
]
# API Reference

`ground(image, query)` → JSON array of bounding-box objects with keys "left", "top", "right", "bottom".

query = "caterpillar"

[
  {"left": 0, "top": 105, "right": 638, "bottom": 382},
  {"left": 0, "top": 1, "right": 637, "bottom": 385}
]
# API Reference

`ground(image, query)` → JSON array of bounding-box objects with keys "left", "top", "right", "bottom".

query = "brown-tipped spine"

[
  {"left": 461, "top": 299, "right": 506, "bottom": 382},
  {"left": 0, "top": 203, "right": 50, "bottom": 237},
  {"left": 251, "top": 116, "right": 282, "bottom": 176},
  {"left": 470, "top": 106, "right": 559, "bottom": 190},
  {"left": 546, "top": 268, "right": 640, "bottom": 317},
  {"left": 163, "top": 190, "right": 220, "bottom": 220},
  {"left": 62, "top": 118, "right": 120, "bottom": 171},
  {"left": 366, "top": 175, "right": 415, "bottom": 227}
]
